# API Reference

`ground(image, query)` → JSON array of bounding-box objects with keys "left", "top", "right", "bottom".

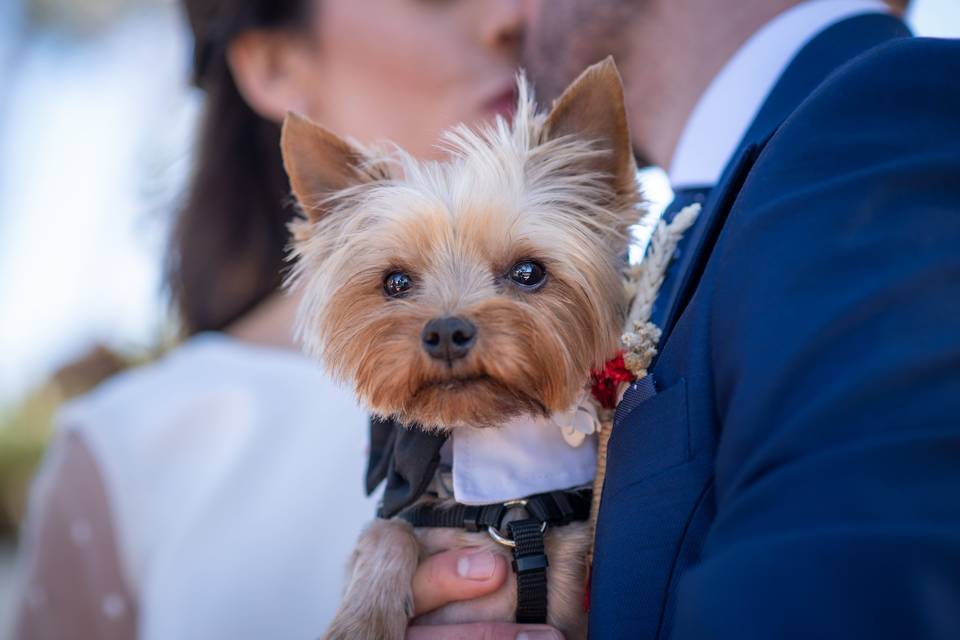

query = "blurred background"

[
  {"left": 0, "top": 0, "right": 193, "bottom": 623},
  {"left": 0, "top": 0, "right": 958, "bottom": 629}
]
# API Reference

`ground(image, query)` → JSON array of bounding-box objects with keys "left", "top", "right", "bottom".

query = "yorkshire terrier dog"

[{"left": 283, "top": 59, "right": 640, "bottom": 640}]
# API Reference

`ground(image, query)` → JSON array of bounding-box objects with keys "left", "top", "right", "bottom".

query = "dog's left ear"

[
  {"left": 543, "top": 56, "right": 637, "bottom": 198},
  {"left": 281, "top": 112, "right": 381, "bottom": 223}
]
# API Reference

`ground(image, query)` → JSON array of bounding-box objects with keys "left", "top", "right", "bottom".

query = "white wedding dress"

[{"left": 17, "top": 332, "right": 377, "bottom": 639}]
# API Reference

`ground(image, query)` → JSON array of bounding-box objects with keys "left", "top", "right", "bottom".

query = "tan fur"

[
  {"left": 323, "top": 520, "right": 421, "bottom": 640},
  {"left": 283, "top": 58, "right": 642, "bottom": 639}
]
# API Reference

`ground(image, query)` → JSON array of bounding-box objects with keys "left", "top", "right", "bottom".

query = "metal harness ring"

[{"left": 486, "top": 499, "right": 547, "bottom": 548}]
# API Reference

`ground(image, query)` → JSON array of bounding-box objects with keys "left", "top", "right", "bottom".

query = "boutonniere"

[
  {"left": 587, "top": 202, "right": 703, "bottom": 414},
  {"left": 586, "top": 201, "right": 702, "bottom": 559}
]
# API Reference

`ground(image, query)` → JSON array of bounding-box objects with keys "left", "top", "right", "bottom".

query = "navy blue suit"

[{"left": 590, "top": 15, "right": 960, "bottom": 639}]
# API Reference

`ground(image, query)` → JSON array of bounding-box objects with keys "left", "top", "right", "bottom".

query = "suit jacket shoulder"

[{"left": 667, "top": 36, "right": 960, "bottom": 638}]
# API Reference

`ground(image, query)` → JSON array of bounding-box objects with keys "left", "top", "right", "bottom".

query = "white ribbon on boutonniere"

[{"left": 553, "top": 391, "right": 601, "bottom": 448}]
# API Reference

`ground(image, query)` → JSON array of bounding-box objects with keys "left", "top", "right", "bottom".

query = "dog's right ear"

[
  {"left": 281, "top": 112, "right": 373, "bottom": 223},
  {"left": 543, "top": 56, "right": 636, "bottom": 199}
]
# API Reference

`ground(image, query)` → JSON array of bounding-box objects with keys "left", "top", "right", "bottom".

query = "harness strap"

[
  {"left": 396, "top": 487, "right": 592, "bottom": 625},
  {"left": 399, "top": 501, "right": 507, "bottom": 532},
  {"left": 510, "top": 518, "right": 550, "bottom": 623},
  {"left": 398, "top": 488, "right": 592, "bottom": 532}
]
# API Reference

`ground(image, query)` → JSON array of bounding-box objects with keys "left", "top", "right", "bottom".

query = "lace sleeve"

[{"left": 13, "top": 431, "right": 137, "bottom": 640}]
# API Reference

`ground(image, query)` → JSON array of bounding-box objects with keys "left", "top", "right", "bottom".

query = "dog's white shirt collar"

[{"left": 449, "top": 395, "right": 599, "bottom": 505}]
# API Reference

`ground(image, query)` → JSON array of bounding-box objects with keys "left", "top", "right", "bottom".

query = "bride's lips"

[{"left": 484, "top": 86, "right": 518, "bottom": 119}]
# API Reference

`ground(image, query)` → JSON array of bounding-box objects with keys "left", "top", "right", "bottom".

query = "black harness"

[{"left": 397, "top": 487, "right": 592, "bottom": 624}]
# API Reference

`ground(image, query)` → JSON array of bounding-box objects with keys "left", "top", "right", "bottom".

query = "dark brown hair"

[
  {"left": 884, "top": 0, "right": 912, "bottom": 15},
  {"left": 168, "top": 0, "right": 306, "bottom": 335}
]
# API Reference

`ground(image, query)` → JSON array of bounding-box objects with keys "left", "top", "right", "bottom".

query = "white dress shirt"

[{"left": 669, "top": 0, "right": 891, "bottom": 190}]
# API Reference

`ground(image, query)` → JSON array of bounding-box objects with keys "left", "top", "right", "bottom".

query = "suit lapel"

[
  {"left": 649, "top": 186, "right": 711, "bottom": 329},
  {"left": 658, "top": 142, "right": 765, "bottom": 343}
]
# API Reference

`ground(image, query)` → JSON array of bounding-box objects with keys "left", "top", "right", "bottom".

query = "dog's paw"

[
  {"left": 322, "top": 599, "right": 411, "bottom": 640},
  {"left": 323, "top": 519, "right": 419, "bottom": 640}
]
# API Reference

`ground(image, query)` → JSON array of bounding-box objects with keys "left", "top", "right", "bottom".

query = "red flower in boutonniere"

[{"left": 590, "top": 351, "right": 635, "bottom": 410}]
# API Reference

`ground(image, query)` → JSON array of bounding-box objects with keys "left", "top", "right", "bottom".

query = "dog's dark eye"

[
  {"left": 508, "top": 261, "right": 546, "bottom": 289},
  {"left": 384, "top": 271, "right": 413, "bottom": 297}
]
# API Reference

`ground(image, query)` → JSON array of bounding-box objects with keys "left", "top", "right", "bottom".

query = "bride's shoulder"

[
  {"left": 57, "top": 332, "right": 367, "bottom": 463},
  {"left": 64, "top": 333, "right": 353, "bottom": 421}
]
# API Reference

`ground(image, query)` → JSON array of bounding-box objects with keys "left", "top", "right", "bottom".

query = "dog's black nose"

[{"left": 422, "top": 317, "right": 477, "bottom": 361}]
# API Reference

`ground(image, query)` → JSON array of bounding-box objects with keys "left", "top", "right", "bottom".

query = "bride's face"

[{"left": 294, "top": 0, "right": 523, "bottom": 159}]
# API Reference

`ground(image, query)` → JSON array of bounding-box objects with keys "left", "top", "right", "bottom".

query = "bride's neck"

[{"left": 226, "top": 289, "right": 304, "bottom": 351}]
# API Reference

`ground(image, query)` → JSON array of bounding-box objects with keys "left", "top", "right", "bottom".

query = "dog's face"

[{"left": 284, "top": 59, "right": 640, "bottom": 430}]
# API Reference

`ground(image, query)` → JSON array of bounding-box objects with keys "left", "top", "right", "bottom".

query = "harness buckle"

[{"left": 486, "top": 499, "right": 547, "bottom": 548}]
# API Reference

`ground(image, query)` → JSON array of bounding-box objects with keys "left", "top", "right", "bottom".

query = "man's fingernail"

[
  {"left": 517, "top": 631, "right": 563, "bottom": 640},
  {"left": 456, "top": 550, "right": 496, "bottom": 580}
]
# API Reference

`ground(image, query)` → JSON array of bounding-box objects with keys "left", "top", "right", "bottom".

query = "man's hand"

[
  {"left": 406, "top": 548, "right": 563, "bottom": 640},
  {"left": 407, "top": 624, "right": 562, "bottom": 640}
]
